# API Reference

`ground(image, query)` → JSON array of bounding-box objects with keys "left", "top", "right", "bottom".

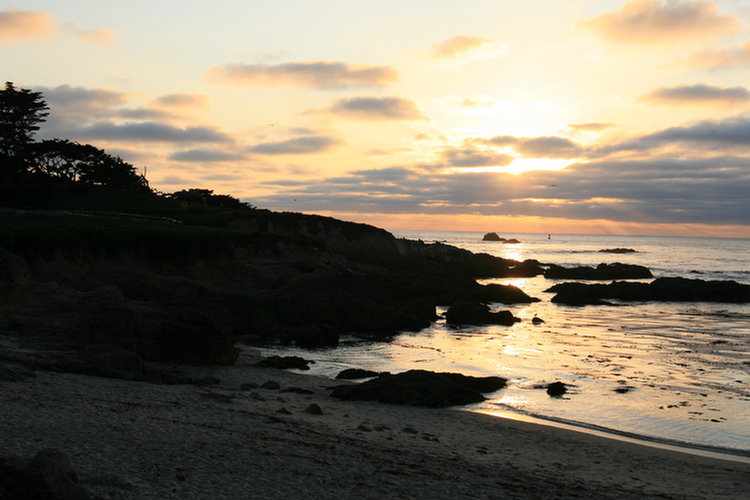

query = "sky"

[{"left": 3, "top": 0, "right": 750, "bottom": 237}]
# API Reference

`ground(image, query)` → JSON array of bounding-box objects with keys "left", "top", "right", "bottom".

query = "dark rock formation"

[
  {"left": 336, "top": 368, "right": 381, "bottom": 379},
  {"left": 0, "top": 449, "right": 91, "bottom": 500},
  {"left": 254, "top": 355, "right": 313, "bottom": 370},
  {"left": 481, "top": 233, "right": 520, "bottom": 244},
  {"left": 445, "top": 302, "right": 520, "bottom": 326},
  {"left": 547, "top": 277, "right": 750, "bottom": 305},
  {"left": 546, "top": 381, "right": 567, "bottom": 397},
  {"left": 598, "top": 248, "right": 636, "bottom": 254},
  {"left": 305, "top": 403, "right": 324, "bottom": 415},
  {"left": 329, "top": 369, "right": 507, "bottom": 407},
  {"left": 544, "top": 263, "right": 652, "bottom": 280},
  {"left": 469, "top": 283, "right": 540, "bottom": 304},
  {"left": 531, "top": 316, "right": 545, "bottom": 325}
]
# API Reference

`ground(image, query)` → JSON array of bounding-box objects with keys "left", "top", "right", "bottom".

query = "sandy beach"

[{"left": 1, "top": 347, "right": 748, "bottom": 500}]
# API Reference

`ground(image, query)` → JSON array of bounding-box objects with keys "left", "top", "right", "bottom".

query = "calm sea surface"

[{"left": 261, "top": 231, "right": 750, "bottom": 458}]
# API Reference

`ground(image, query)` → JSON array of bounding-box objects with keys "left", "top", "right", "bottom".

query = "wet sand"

[{"left": 1, "top": 349, "right": 748, "bottom": 499}]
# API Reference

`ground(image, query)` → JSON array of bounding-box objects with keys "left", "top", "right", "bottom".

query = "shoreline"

[{"left": 2, "top": 349, "right": 749, "bottom": 499}]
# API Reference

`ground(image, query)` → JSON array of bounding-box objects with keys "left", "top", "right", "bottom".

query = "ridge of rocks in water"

[
  {"left": 329, "top": 369, "right": 508, "bottom": 407},
  {"left": 544, "top": 262, "right": 652, "bottom": 280},
  {"left": 445, "top": 302, "right": 520, "bottom": 326},
  {"left": 547, "top": 277, "right": 750, "bottom": 305}
]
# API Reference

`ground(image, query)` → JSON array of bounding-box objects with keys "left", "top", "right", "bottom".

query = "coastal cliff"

[{"left": 0, "top": 209, "right": 544, "bottom": 378}]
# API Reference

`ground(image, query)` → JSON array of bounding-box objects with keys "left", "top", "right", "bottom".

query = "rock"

[
  {"left": 305, "top": 403, "right": 324, "bottom": 415},
  {"left": 0, "top": 448, "right": 91, "bottom": 500},
  {"left": 281, "top": 386, "right": 315, "bottom": 394},
  {"left": 335, "top": 368, "right": 381, "bottom": 380},
  {"left": 329, "top": 369, "right": 507, "bottom": 407},
  {"left": 482, "top": 232, "right": 503, "bottom": 241},
  {"left": 254, "top": 355, "right": 313, "bottom": 370},
  {"left": 546, "top": 381, "right": 567, "bottom": 397},
  {"left": 261, "top": 380, "right": 281, "bottom": 390},
  {"left": 598, "top": 248, "right": 636, "bottom": 253},
  {"left": 544, "top": 263, "right": 652, "bottom": 280},
  {"left": 547, "top": 277, "right": 750, "bottom": 305},
  {"left": 445, "top": 302, "right": 520, "bottom": 326},
  {"left": 531, "top": 316, "right": 545, "bottom": 324},
  {"left": 401, "top": 426, "right": 418, "bottom": 434},
  {"left": 276, "top": 407, "right": 291, "bottom": 415},
  {"left": 239, "top": 382, "right": 259, "bottom": 390},
  {"left": 469, "top": 284, "right": 539, "bottom": 304}
]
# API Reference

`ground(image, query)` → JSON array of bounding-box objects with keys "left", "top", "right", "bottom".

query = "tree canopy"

[{"left": 0, "top": 82, "right": 148, "bottom": 192}]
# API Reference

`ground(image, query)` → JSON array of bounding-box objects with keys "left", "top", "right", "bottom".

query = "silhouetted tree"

[
  {"left": 31, "top": 139, "right": 150, "bottom": 191},
  {"left": 0, "top": 82, "right": 49, "bottom": 183},
  {"left": 170, "top": 188, "right": 254, "bottom": 209}
]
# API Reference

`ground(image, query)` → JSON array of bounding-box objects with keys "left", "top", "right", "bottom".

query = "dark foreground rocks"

[
  {"left": 329, "top": 369, "right": 507, "bottom": 407},
  {"left": 0, "top": 449, "right": 90, "bottom": 500},
  {"left": 548, "top": 277, "right": 750, "bottom": 305},
  {"left": 445, "top": 302, "right": 520, "bottom": 326},
  {"left": 0, "top": 212, "right": 547, "bottom": 375},
  {"left": 254, "top": 355, "right": 313, "bottom": 370},
  {"left": 544, "top": 263, "right": 652, "bottom": 280}
]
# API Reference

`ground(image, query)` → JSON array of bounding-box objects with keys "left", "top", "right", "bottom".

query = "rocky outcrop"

[
  {"left": 469, "top": 283, "right": 540, "bottom": 304},
  {"left": 547, "top": 277, "right": 750, "bottom": 305},
  {"left": 336, "top": 368, "right": 381, "bottom": 379},
  {"left": 481, "top": 233, "right": 520, "bottom": 244},
  {"left": 598, "top": 248, "right": 636, "bottom": 254},
  {"left": 329, "top": 369, "right": 507, "bottom": 407},
  {"left": 544, "top": 263, "right": 652, "bottom": 280},
  {"left": 445, "top": 302, "right": 520, "bottom": 326},
  {"left": 254, "top": 355, "right": 313, "bottom": 370}
]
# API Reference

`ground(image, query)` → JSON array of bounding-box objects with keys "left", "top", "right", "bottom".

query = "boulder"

[
  {"left": 254, "top": 355, "right": 313, "bottom": 370},
  {"left": 470, "top": 283, "right": 539, "bottom": 304},
  {"left": 329, "top": 369, "right": 507, "bottom": 407},
  {"left": 546, "top": 381, "right": 567, "bottom": 397},
  {"left": 336, "top": 368, "right": 381, "bottom": 379},
  {"left": 445, "top": 302, "right": 520, "bottom": 326},
  {"left": 482, "top": 232, "right": 503, "bottom": 241},
  {"left": 544, "top": 263, "right": 652, "bottom": 280}
]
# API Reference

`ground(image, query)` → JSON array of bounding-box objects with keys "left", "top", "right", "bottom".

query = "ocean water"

[{"left": 261, "top": 231, "right": 750, "bottom": 459}]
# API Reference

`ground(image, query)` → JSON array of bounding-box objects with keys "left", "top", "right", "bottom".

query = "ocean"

[{"left": 260, "top": 231, "right": 750, "bottom": 459}]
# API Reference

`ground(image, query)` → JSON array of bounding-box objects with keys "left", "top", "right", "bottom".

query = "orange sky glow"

[{"left": 3, "top": 1, "right": 750, "bottom": 237}]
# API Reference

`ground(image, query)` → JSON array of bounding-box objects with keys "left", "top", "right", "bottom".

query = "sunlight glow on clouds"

[
  {"left": 0, "top": 10, "right": 55, "bottom": 41},
  {"left": 581, "top": 0, "right": 740, "bottom": 45},
  {"left": 206, "top": 61, "right": 398, "bottom": 88},
  {"left": 327, "top": 97, "right": 427, "bottom": 121}
]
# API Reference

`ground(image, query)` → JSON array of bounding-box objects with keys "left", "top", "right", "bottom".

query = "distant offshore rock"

[
  {"left": 482, "top": 232, "right": 520, "bottom": 244},
  {"left": 598, "top": 248, "right": 637, "bottom": 254}
]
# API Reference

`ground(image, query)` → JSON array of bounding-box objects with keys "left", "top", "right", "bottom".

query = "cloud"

[
  {"left": 432, "top": 35, "right": 494, "bottom": 58},
  {"left": 206, "top": 61, "right": 398, "bottom": 88},
  {"left": 441, "top": 147, "right": 513, "bottom": 167},
  {"left": 565, "top": 122, "right": 614, "bottom": 132},
  {"left": 76, "top": 122, "right": 231, "bottom": 144},
  {"left": 642, "top": 84, "right": 750, "bottom": 105},
  {"left": 483, "top": 135, "right": 584, "bottom": 158},
  {"left": 168, "top": 149, "right": 243, "bottom": 162},
  {"left": 581, "top": 0, "right": 740, "bottom": 45},
  {"left": 154, "top": 93, "right": 209, "bottom": 110},
  {"left": 41, "top": 84, "right": 130, "bottom": 111},
  {"left": 247, "top": 135, "right": 342, "bottom": 155},
  {"left": 689, "top": 39, "right": 750, "bottom": 69},
  {"left": 76, "top": 28, "right": 115, "bottom": 46},
  {"left": 327, "top": 96, "right": 427, "bottom": 121},
  {"left": 0, "top": 10, "right": 55, "bottom": 42},
  {"left": 613, "top": 115, "right": 750, "bottom": 152}
]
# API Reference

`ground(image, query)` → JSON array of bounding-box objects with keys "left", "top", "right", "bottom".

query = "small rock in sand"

[
  {"left": 262, "top": 380, "right": 281, "bottom": 390},
  {"left": 305, "top": 403, "right": 324, "bottom": 415},
  {"left": 277, "top": 407, "right": 292, "bottom": 415},
  {"left": 546, "top": 381, "right": 568, "bottom": 397}
]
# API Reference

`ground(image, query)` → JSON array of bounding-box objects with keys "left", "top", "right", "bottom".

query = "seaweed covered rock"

[{"left": 329, "top": 369, "right": 507, "bottom": 407}]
